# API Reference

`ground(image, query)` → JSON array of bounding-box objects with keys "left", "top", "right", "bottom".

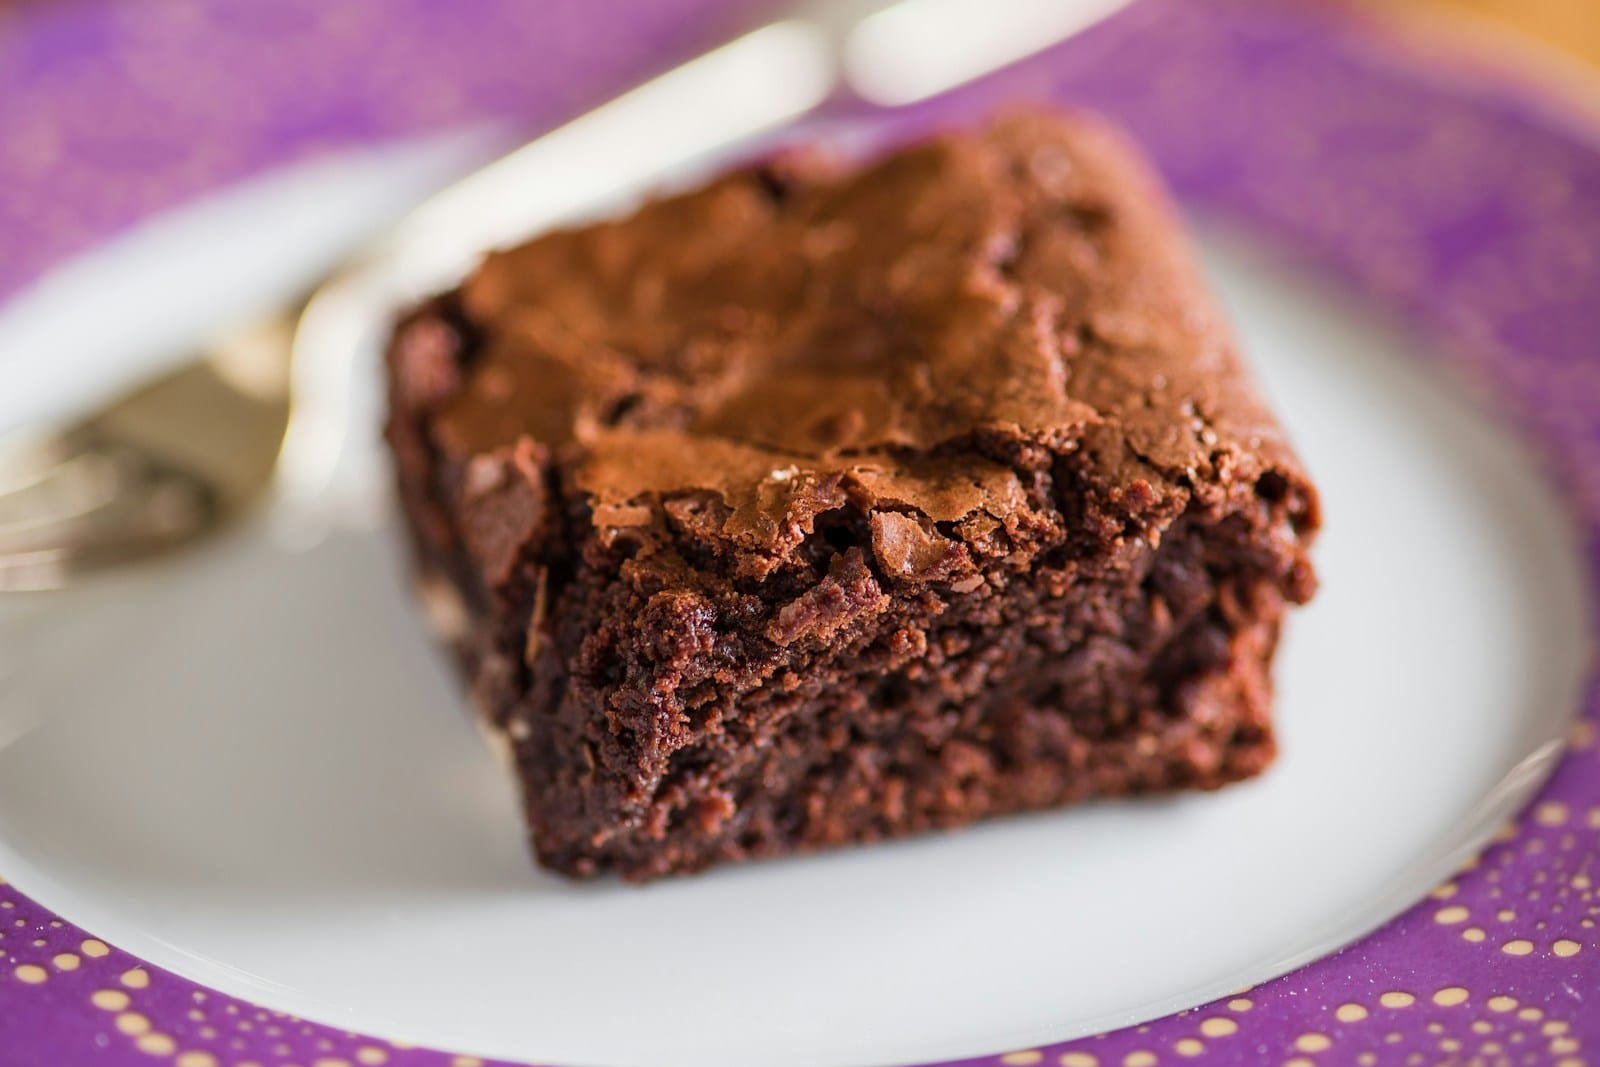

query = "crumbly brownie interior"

[{"left": 386, "top": 110, "right": 1319, "bottom": 881}]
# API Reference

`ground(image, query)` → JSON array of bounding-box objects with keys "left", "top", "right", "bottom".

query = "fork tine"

[
  {"left": 0, "top": 442, "right": 125, "bottom": 532},
  {"left": 0, "top": 318, "right": 292, "bottom": 589},
  {"left": 0, "top": 462, "right": 215, "bottom": 589}
]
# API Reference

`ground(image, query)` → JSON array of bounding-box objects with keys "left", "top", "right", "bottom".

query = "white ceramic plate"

[{"left": 0, "top": 125, "right": 1587, "bottom": 1067}]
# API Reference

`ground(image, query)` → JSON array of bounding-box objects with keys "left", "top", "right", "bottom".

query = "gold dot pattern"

[
  {"left": 13, "top": 964, "right": 47, "bottom": 985},
  {"left": 1537, "top": 803, "right": 1570, "bottom": 826},
  {"left": 137, "top": 1032, "right": 178, "bottom": 1056},
  {"left": 92, "top": 990, "right": 131, "bottom": 1011}
]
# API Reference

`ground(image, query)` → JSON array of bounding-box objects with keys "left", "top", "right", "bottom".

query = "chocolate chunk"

[
  {"left": 869, "top": 511, "right": 971, "bottom": 583},
  {"left": 455, "top": 436, "right": 548, "bottom": 590},
  {"left": 765, "top": 549, "right": 890, "bottom": 647}
]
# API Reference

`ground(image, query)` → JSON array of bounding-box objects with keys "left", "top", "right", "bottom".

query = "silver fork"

[
  {"left": 0, "top": 0, "right": 1130, "bottom": 591},
  {"left": 0, "top": 318, "right": 294, "bottom": 590}
]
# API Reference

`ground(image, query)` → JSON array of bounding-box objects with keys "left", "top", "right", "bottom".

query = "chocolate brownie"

[{"left": 385, "top": 109, "right": 1320, "bottom": 882}]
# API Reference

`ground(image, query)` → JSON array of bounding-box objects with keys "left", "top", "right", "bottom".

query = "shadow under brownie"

[{"left": 385, "top": 109, "right": 1320, "bottom": 882}]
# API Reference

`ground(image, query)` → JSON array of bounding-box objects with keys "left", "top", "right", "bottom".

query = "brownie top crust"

[{"left": 428, "top": 110, "right": 1308, "bottom": 554}]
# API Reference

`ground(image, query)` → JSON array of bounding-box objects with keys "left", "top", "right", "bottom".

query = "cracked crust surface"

[{"left": 386, "top": 109, "right": 1320, "bottom": 881}]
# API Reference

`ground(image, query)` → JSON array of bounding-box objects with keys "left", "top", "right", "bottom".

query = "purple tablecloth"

[{"left": 0, "top": 0, "right": 793, "bottom": 301}]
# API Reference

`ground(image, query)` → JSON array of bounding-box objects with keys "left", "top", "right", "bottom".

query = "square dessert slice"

[{"left": 385, "top": 110, "right": 1319, "bottom": 881}]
